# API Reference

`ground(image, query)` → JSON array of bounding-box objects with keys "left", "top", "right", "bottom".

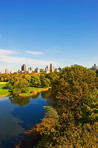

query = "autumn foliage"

[{"left": 13, "top": 66, "right": 98, "bottom": 147}]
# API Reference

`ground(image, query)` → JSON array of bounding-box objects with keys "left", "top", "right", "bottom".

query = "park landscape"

[
  {"left": 0, "top": 65, "right": 98, "bottom": 147},
  {"left": 0, "top": 0, "right": 98, "bottom": 147}
]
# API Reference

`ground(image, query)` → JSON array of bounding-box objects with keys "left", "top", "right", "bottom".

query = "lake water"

[{"left": 0, "top": 91, "right": 49, "bottom": 148}]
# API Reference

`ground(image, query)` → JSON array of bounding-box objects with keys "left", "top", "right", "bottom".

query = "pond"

[{"left": 0, "top": 91, "right": 50, "bottom": 148}]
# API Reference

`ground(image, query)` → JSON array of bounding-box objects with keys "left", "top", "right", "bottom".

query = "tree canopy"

[
  {"left": 13, "top": 79, "right": 30, "bottom": 95},
  {"left": 15, "top": 65, "right": 98, "bottom": 148}
]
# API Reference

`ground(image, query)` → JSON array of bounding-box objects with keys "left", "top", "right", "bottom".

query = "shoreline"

[
  {"left": 0, "top": 82, "right": 11, "bottom": 97},
  {"left": 0, "top": 92, "right": 11, "bottom": 97},
  {"left": 0, "top": 87, "right": 50, "bottom": 98},
  {"left": 18, "top": 87, "right": 50, "bottom": 97}
]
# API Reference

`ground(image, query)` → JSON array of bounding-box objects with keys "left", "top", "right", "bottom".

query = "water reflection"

[
  {"left": 41, "top": 90, "right": 53, "bottom": 106},
  {"left": 41, "top": 91, "right": 49, "bottom": 98},
  {"left": 0, "top": 99, "right": 24, "bottom": 148},
  {"left": 32, "top": 92, "right": 40, "bottom": 99},
  {"left": 9, "top": 95, "right": 31, "bottom": 107},
  {"left": 0, "top": 91, "right": 50, "bottom": 148}
]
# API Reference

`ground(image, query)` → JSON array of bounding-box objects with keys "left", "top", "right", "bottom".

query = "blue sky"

[{"left": 0, "top": 0, "right": 98, "bottom": 72}]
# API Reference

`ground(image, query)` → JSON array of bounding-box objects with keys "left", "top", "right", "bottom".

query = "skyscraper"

[
  {"left": 28, "top": 67, "right": 33, "bottom": 73},
  {"left": 21, "top": 64, "right": 26, "bottom": 72},
  {"left": 5, "top": 68, "right": 9, "bottom": 74},
  {"left": 45, "top": 65, "right": 50, "bottom": 73},
  {"left": 90, "top": 64, "right": 98, "bottom": 72},
  {"left": 50, "top": 63, "right": 54, "bottom": 72},
  {"left": 34, "top": 67, "right": 40, "bottom": 73}
]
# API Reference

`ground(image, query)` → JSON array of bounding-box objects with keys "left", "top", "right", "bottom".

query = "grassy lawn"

[
  {"left": 0, "top": 82, "right": 49, "bottom": 97},
  {"left": 0, "top": 83, "right": 11, "bottom": 96},
  {"left": 21, "top": 87, "right": 43, "bottom": 96}
]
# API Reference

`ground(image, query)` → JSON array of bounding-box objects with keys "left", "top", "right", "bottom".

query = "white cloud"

[
  {"left": 0, "top": 54, "right": 50, "bottom": 65},
  {"left": 0, "top": 49, "right": 18, "bottom": 55},
  {"left": 25, "top": 50, "right": 44, "bottom": 55},
  {"left": 0, "top": 48, "right": 58, "bottom": 72}
]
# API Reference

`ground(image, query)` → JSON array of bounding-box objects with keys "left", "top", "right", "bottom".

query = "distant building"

[
  {"left": 28, "top": 67, "right": 33, "bottom": 73},
  {"left": 54, "top": 68, "right": 59, "bottom": 72},
  {"left": 45, "top": 65, "right": 50, "bottom": 73},
  {"left": 18, "top": 69, "right": 21, "bottom": 73},
  {"left": 5, "top": 69, "right": 9, "bottom": 74},
  {"left": 54, "top": 67, "right": 62, "bottom": 72},
  {"left": 34, "top": 67, "right": 40, "bottom": 73},
  {"left": 28, "top": 67, "right": 32, "bottom": 71},
  {"left": 21, "top": 64, "right": 26, "bottom": 72},
  {"left": 50, "top": 63, "right": 54, "bottom": 72},
  {"left": 10, "top": 71, "right": 13, "bottom": 74},
  {"left": 90, "top": 64, "right": 98, "bottom": 72},
  {"left": 40, "top": 68, "right": 45, "bottom": 72},
  {"left": 18, "top": 63, "right": 62, "bottom": 74},
  {"left": 58, "top": 67, "right": 62, "bottom": 72}
]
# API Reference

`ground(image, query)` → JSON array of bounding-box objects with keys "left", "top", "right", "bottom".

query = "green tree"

[
  {"left": 47, "top": 72, "right": 60, "bottom": 85},
  {"left": 0, "top": 73, "right": 9, "bottom": 82},
  {"left": 41, "top": 91, "right": 49, "bottom": 98},
  {"left": 6, "top": 82, "right": 12, "bottom": 89},
  {"left": 51, "top": 65, "right": 98, "bottom": 122},
  {"left": 8, "top": 73, "right": 21, "bottom": 86},
  {"left": 15, "top": 65, "right": 98, "bottom": 148},
  {"left": 24, "top": 74, "right": 31, "bottom": 83},
  {"left": 40, "top": 72, "right": 47, "bottom": 80},
  {"left": 41, "top": 78, "right": 50, "bottom": 87},
  {"left": 13, "top": 79, "right": 30, "bottom": 95},
  {"left": 96, "top": 69, "right": 98, "bottom": 76},
  {"left": 0, "top": 77, "right": 4, "bottom": 82},
  {"left": 31, "top": 74, "right": 41, "bottom": 87},
  {"left": 81, "top": 88, "right": 98, "bottom": 124}
]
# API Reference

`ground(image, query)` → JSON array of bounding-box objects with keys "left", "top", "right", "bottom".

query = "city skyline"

[
  {"left": 0, "top": 0, "right": 98, "bottom": 72},
  {"left": 1, "top": 63, "right": 98, "bottom": 74}
]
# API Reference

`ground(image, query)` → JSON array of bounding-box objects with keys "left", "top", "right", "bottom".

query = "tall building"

[
  {"left": 58, "top": 67, "right": 62, "bottom": 72},
  {"left": 54, "top": 67, "right": 62, "bottom": 72},
  {"left": 28, "top": 67, "right": 33, "bottom": 73},
  {"left": 40, "top": 68, "right": 45, "bottom": 72},
  {"left": 18, "top": 69, "right": 21, "bottom": 73},
  {"left": 5, "top": 69, "right": 9, "bottom": 74},
  {"left": 34, "top": 67, "right": 40, "bottom": 73},
  {"left": 28, "top": 67, "right": 32, "bottom": 71},
  {"left": 50, "top": 63, "right": 54, "bottom": 72},
  {"left": 90, "top": 64, "right": 98, "bottom": 72},
  {"left": 21, "top": 64, "right": 26, "bottom": 72},
  {"left": 45, "top": 65, "right": 50, "bottom": 73},
  {"left": 10, "top": 71, "right": 13, "bottom": 74}
]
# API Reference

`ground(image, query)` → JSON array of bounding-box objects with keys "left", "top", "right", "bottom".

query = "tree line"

[
  {"left": 16, "top": 65, "right": 98, "bottom": 148},
  {"left": 0, "top": 72, "right": 61, "bottom": 95}
]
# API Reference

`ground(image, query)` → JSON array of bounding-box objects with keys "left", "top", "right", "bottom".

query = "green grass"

[
  {"left": 29, "top": 87, "right": 42, "bottom": 91},
  {"left": 21, "top": 87, "right": 42, "bottom": 96},
  {"left": 0, "top": 83, "right": 46, "bottom": 97},
  {"left": 0, "top": 83, "right": 11, "bottom": 96},
  {"left": 0, "top": 84, "right": 6, "bottom": 89}
]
